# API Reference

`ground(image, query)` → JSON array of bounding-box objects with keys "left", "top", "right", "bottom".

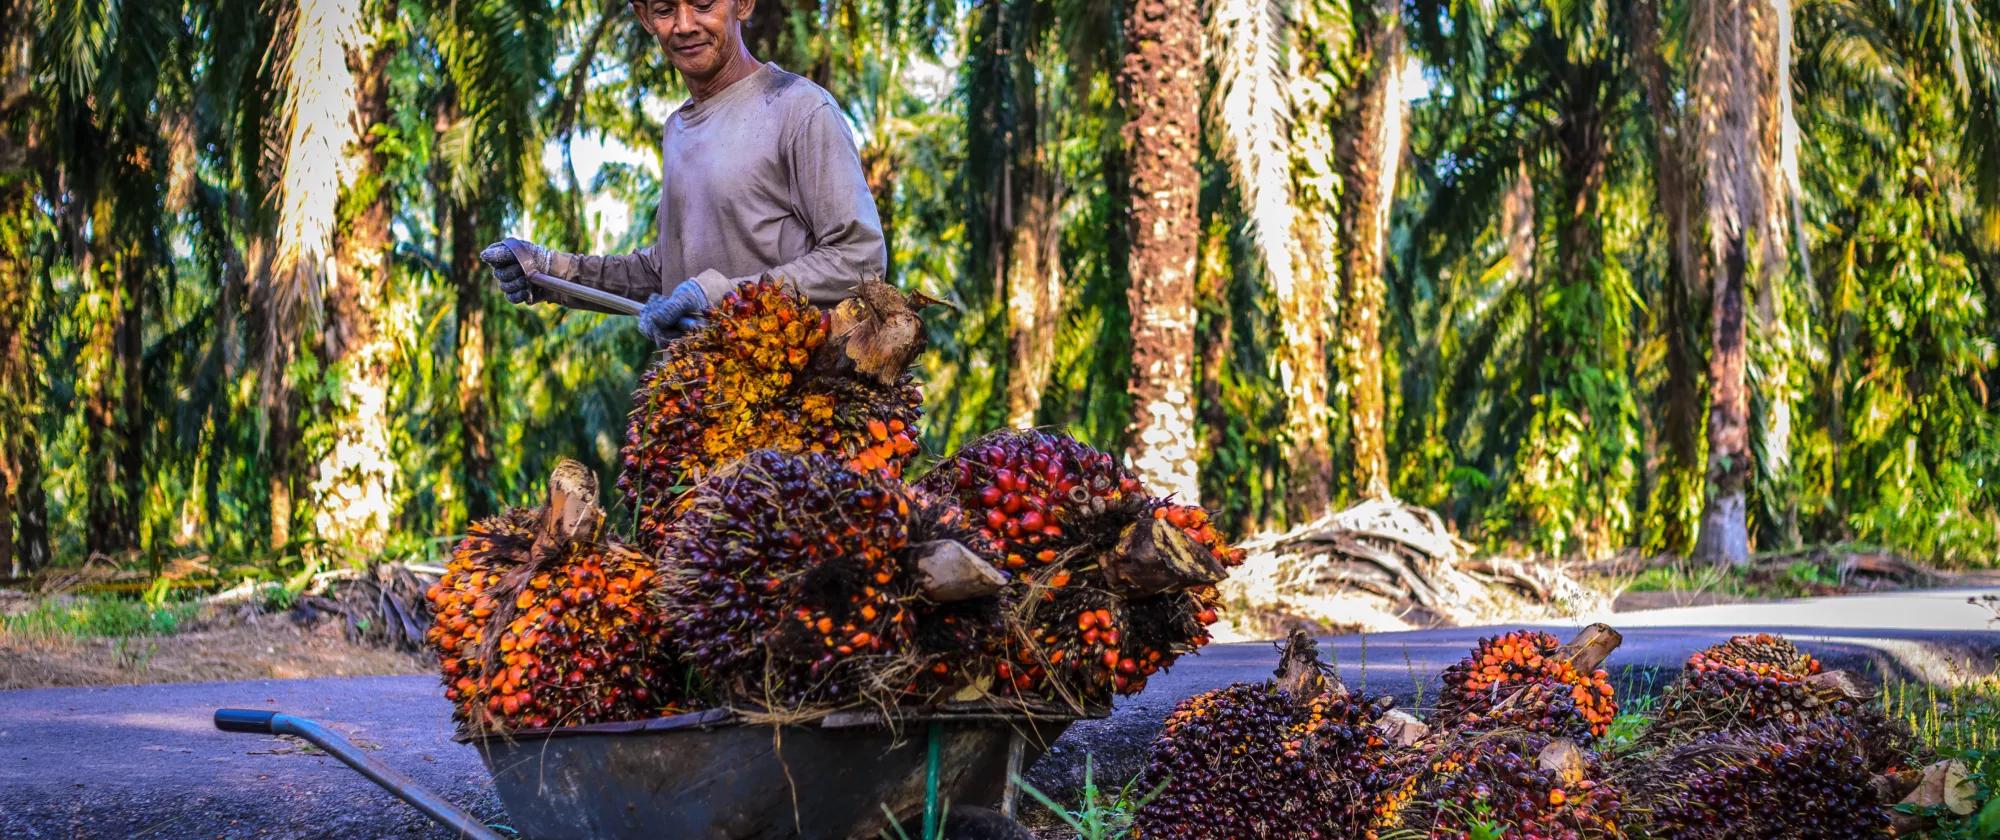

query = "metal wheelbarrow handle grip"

[{"left": 214, "top": 709, "right": 502, "bottom": 840}]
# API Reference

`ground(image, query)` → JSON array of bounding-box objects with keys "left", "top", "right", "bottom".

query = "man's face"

[{"left": 632, "top": 0, "right": 755, "bottom": 81}]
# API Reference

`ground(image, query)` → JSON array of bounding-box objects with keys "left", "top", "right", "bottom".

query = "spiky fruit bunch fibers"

[
  {"left": 428, "top": 511, "right": 678, "bottom": 731},
  {"left": 1368, "top": 733, "right": 1624, "bottom": 840},
  {"left": 659, "top": 450, "right": 923, "bottom": 710},
  {"left": 1437, "top": 630, "right": 1618, "bottom": 740},
  {"left": 1629, "top": 719, "right": 1887, "bottom": 839},
  {"left": 620, "top": 278, "right": 922, "bottom": 552},
  {"left": 1131, "top": 683, "right": 1394, "bottom": 839}
]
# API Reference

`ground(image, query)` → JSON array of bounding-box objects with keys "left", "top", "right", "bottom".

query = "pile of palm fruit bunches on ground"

[
  {"left": 425, "top": 277, "right": 1243, "bottom": 733},
  {"left": 1129, "top": 627, "right": 1977, "bottom": 839}
]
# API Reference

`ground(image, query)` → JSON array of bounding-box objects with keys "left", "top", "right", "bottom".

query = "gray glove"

[
  {"left": 479, "top": 238, "right": 559, "bottom": 305},
  {"left": 638, "top": 280, "right": 711, "bottom": 345}
]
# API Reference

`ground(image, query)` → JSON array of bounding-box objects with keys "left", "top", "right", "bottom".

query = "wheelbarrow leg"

[
  {"left": 216, "top": 709, "right": 503, "bottom": 840},
  {"left": 999, "top": 731, "right": 1025, "bottom": 820}
]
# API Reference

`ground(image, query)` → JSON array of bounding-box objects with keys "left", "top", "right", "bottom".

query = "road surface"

[{"left": 1, "top": 585, "right": 1993, "bottom": 838}]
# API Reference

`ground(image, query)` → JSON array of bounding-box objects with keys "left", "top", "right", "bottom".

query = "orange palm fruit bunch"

[
  {"left": 621, "top": 278, "right": 922, "bottom": 553},
  {"left": 426, "top": 464, "right": 686, "bottom": 733},
  {"left": 1647, "top": 634, "right": 1908, "bottom": 765},
  {"left": 1435, "top": 629, "right": 1619, "bottom": 740},
  {"left": 657, "top": 450, "right": 939, "bottom": 710}
]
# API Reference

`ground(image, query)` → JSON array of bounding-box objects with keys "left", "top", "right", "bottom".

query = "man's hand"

[
  {"left": 638, "top": 280, "right": 711, "bottom": 345},
  {"left": 479, "top": 238, "right": 555, "bottom": 305}
]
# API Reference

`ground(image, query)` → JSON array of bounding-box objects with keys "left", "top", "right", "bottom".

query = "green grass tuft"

[{"left": 0, "top": 595, "right": 200, "bottom": 640}]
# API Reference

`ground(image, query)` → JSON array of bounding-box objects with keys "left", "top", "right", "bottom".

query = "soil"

[{"left": 0, "top": 609, "right": 430, "bottom": 691}]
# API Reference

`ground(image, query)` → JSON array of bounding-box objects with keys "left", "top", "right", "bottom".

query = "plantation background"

[{"left": 0, "top": 0, "right": 1996, "bottom": 584}]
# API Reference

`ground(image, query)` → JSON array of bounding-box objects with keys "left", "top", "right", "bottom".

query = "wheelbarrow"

[{"left": 215, "top": 702, "right": 1090, "bottom": 839}]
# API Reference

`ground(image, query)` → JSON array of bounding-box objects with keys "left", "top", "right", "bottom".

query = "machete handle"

[
  {"left": 214, "top": 708, "right": 278, "bottom": 734},
  {"left": 502, "top": 238, "right": 646, "bottom": 317}
]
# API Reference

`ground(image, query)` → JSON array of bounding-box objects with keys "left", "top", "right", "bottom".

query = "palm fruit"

[
  {"left": 1645, "top": 634, "right": 1907, "bottom": 760},
  {"left": 620, "top": 277, "right": 923, "bottom": 552},
  {"left": 1625, "top": 718, "right": 1888, "bottom": 839},
  {"left": 916, "top": 430, "right": 1242, "bottom": 703},
  {"left": 658, "top": 449, "right": 930, "bottom": 710},
  {"left": 1133, "top": 633, "right": 1398, "bottom": 839},
  {"left": 1435, "top": 628, "right": 1620, "bottom": 741},
  {"left": 1368, "top": 731, "right": 1624, "bottom": 840},
  {"left": 905, "top": 488, "right": 1014, "bottom": 698},
  {"left": 427, "top": 463, "right": 682, "bottom": 733}
]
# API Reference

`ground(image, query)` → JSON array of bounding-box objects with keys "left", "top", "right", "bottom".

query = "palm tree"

[
  {"left": 1688, "top": 0, "right": 1772, "bottom": 567},
  {"left": 1337, "top": 0, "right": 1409, "bottom": 501},
  {"left": 1120, "top": 0, "right": 1205, "bottom": 503},
  {"left": 0, "top": 0, "right": 49, "bottom": 574},
  {"left": 1205, "top": 0, "right": 1343, "bottom": 520}
]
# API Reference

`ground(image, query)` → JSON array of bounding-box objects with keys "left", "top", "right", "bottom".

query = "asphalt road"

[{"left": 1, "top": 586, "right": 1994, "bottom": 839}]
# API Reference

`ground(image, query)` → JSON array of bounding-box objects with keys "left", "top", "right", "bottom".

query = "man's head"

[{"left": 631, "top": 0, "right": 758, "bottom": 87}]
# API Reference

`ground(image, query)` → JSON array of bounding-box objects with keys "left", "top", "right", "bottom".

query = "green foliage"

[
  {"left": 3, "top": 0, "right": 1997, "bottom": 579},
  {"left": 1017, "top": 756, "right": 1154, "bottom": 840},
  {"left": 1, "top": 596, "right": 199, "bottom": 640}
]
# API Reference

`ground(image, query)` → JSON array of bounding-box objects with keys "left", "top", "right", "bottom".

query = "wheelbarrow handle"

[
  {"left": 503, "top": 238, "right": 646, "bottom": 317},
  {"left": 214, "top": 709, "right": 502, "bottom": 840}
]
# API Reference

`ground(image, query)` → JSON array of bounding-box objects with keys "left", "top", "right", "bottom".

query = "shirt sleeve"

[
  {"left": 538, "top": 245, "right": 666, "bottom": 314},
  {"left": 694, "top": 101, "right": 886, "bottom": 307}
]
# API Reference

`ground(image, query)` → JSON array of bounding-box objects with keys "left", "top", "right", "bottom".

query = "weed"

[
  {"left": 1016, "top": 756, "right": 1155, "bottom": 840},
  {"left": 1882, "top": 678, "right": 2000, "bottom": 838},
  {"left": 0, "top": 595, "right": 199, "bottom": 640}
]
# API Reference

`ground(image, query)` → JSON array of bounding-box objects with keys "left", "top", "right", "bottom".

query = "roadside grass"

[
  {"left": 1884, "top": 678, "right": 2000, "bottom": 837},
  {"left": 0, "top": 594, "right": 201, "bottom": 641},
  {"left": 1015, "top": 757, "right": 1155, "bottom": 839},
  {"left": 1617, "top": 556, "right": 1850, "bottom": 600}
]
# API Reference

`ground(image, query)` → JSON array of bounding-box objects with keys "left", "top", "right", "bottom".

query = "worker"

[{"left": 479, "top": 0, "right": 886, "bottom": 344}]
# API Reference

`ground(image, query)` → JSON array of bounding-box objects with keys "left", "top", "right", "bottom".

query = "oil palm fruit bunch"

[
  {"left": 1435, "top": 626, "right": 1621, "bottom": 742},
  {"left": 1645, "top": 634, "right": 1899, "bottom": 754},
  {"left": 917, "top": 430, "right": 1239, "bottom": 704},
  {"left": 427, "top": 461, "right": 684, "bottom": 733},
  {"left": 1132, "top": 633, "right": 1398, "bottom": 839},
  {"left": 905, "top": 488, "right": 1015, "bottom": 698},
  {"left": 1625, "top": 718, "right": 1888, "bottom": 839},
  {"left": 621, "top": 277, "right": 924, "bottom": 553},
  {"left": 1369, "top": 732, "right": 1624, "bottom": 840},
  {"left": 657, "top": 449, "right": 926, "bottom": 710}
]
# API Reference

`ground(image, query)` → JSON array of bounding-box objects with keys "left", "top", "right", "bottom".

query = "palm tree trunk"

[
  {"left": 1751, "top": 0, "right": 1799, "bottom": 545},
  {"left": 1119, "top": 0, "right": 1204, "bottom": 503},
  {"left": 1337, "top": 1, "right": 1407, "bottom": 501},
  {"left": 311, "top": 42, "right": 397, "bottom": 558},
  {"left": 448, "top": 178, "right": 495, "bottom": 521},
  {"left": 1633, "top": 0, "right": 1709, "bottom": 555},
  {"left": 1690, "top": 0, "right": 1766, "bottom": 566}
]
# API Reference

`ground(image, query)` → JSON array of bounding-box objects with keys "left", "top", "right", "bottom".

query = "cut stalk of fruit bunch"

[
  {"left": 620, "top": 277, "right": 924, "bottom": 553},
  {"left": 425, "top": 461, "right": 687, "bottom": 733}
]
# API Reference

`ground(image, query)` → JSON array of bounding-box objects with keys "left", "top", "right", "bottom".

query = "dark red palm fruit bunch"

[
  {"left": 619, "top": 278, "right": 923, "bottom": 554},
  {"left": 904, "top": 488, "right": 1014, "bottom": 700},
  {"left": 1646, "top": 634, "right": 1911, "bottom": 766},
  {"left": 915, "top": 430, "right": 1242, "bottom": 703},
  {"left": 427, "top": 510, "right": 682, "bottom": 733},
  {"left": 656, "top": 449, "right": 926, "bottom": 711},
  {"left": 913, "top": 429, "right": 1148, "bottom": 571},
  {"left": 1132, "top": 634, "right": 1398, "bottom": 839},
  {"left": 1436, "top": 630, "right": 1619, "bottom": 741},
  {"left": 1368, "top": 732, "right": 1625, "bottom": 840},
  {"left": 1625, "top": 718, "right": 1889, "bottom": 840}
]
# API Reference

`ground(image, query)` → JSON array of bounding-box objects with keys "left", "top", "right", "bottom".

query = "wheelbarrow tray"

[{"left": 463, "top": 705, "right": 1085, "bottom": 839}]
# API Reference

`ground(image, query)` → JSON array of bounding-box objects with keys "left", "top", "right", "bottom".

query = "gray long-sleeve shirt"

[{"left": 542, "top": 62, "right": 885, "bottom": 311}]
